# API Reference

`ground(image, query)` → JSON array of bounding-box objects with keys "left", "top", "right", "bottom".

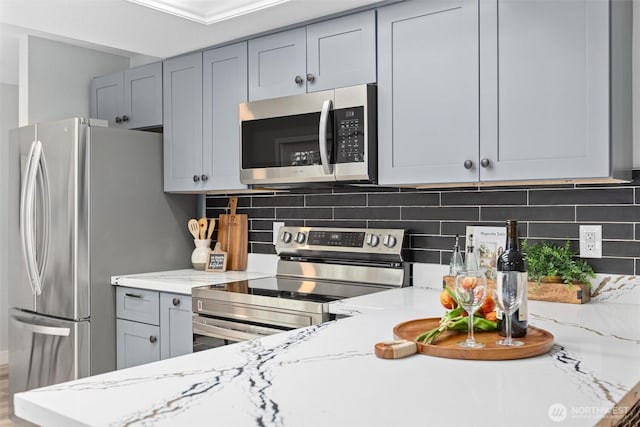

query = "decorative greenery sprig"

[{"left": 522, "top": 240, "right": 595, "bottom": 287}]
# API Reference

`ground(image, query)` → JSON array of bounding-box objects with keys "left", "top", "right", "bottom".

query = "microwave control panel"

[{"left": 335, "top": 106, "right": 365, "bottom": 163}]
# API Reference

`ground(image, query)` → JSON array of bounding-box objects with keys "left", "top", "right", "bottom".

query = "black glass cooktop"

[{"left": 197, "top": 276, "right": 389, "bottom": 304}]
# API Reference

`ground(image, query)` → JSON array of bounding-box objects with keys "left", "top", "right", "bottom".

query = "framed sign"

[
  {"left": 206, "top": 243, "right": 228, "bottom": 272},
  {"left": 465, "top": 226, "right": 506, "bottom": 280}
]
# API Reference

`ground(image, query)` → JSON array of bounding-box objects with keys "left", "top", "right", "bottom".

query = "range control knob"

[
  {"left": 383, "top": 235, "right": 397, "bottom": 248},
  {"left": 366, "top": 234, "right": 380, "bottom": 247},
  {"left": 295, "top": 232, "right": 306, "bottom": 243},
  {"left": 281, "top": 231, "right": 292, "bottom": 243}
]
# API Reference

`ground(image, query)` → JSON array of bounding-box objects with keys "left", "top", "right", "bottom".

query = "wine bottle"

[
  {"left": 496, "top": 220, "right": 528, "bottom": 337},
  {"left": 449, "top": 235, "right": 464, "bottom": 276}
]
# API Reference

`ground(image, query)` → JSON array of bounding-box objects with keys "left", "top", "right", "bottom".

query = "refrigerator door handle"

[
  {"left": 12, "top": 314, "right": 71, "bottom": 337},
  {"left": 35, "top": 146, "right": 51, "bottom": 282},
  {"left": 20, "top": 139, "right": 44, "bottom": 296}
]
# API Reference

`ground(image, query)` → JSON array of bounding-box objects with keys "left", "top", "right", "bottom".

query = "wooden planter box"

[{"left": 442, "top": 276, "right": 591, "bottom": 304}]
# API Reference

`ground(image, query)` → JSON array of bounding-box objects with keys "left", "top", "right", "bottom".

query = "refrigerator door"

[
  {"left": 8, "top": 308, "right": 90, "bottom": 413},
  {"left": 19, "top": 118, "right": 89, "bottom": 320}
]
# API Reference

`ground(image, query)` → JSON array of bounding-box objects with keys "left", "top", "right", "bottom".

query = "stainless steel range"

[{"left": 192, "top": 226, "right": 409, "bottom": 350}]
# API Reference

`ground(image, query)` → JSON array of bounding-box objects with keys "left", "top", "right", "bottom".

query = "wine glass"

[
  {"left": 495, "top": 271, "right": 525, "bottom": 346},
  {"left": 454, "top": 272, "right": 488, "bottom": 348}
]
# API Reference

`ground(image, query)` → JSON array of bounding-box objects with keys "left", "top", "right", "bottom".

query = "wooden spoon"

[
  {"left": 207, "top": 218, "right": 216, "bottom": 239},
  {"left": 198, "top": 217, "right": 208, "bottom": 239},
  {"left": 188, "top": 219, "right": 199, "bottom": 239}
]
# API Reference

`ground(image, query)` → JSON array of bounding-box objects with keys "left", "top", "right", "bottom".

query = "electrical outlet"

[
  {"left": 273, "top": 222, "right": 285, "bottom": 245},
  {"left": 579, "top": 225, "right": 602, "bottom": 258}
]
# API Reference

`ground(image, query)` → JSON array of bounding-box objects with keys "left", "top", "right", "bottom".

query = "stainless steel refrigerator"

[{"left": 7, "top": 117, "right": 194, "bottom": 412}]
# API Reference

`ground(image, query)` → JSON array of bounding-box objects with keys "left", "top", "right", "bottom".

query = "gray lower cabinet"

[
  {"left": 116, "top": 287, "right": 192, "bottom": 369},
  {"left": 248, "top": 10, "right": 376, "bottom": 101},
  {"left": 378, "top": 0, "right": 631, "bottom": 186},
  {"left": 202, "top": 42, "right": 248, "bottom": 192},
  {"left": 90, "top": 62, "right": 162, "bottom": 129},
  {"left": 163, "top": 53, "right": 203, "bottom": 192},
  {"left": 160, "top": 293, "right": 193, "bottom": 360}
]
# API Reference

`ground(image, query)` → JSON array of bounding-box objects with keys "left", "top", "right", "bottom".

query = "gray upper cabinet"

[
  {"left": 248, "top": 10, "right": 376, "bottom": 101},
  {"left": 248, "top": 28, "right": 307, "bottom": 101},
  {"left": 378, "top": 0, "right": 631, "bottom": 186},
  {"left": 163, "top": 53, "right": 203, "bottom": 192},
  {"left": 479, "top": 0, "right": 625, "bottom": 182},
  {"left": 202, "top": 42, "right": 248, "bottom": 191},
  {"left": 90, "top": 62, "right": 162, "bottom": 129},
  {"left": 378, "top": 0, "right": 479, "bottom": 186},
  {"left": 159, "top": 293, "right": 192, "bottom": 360}
]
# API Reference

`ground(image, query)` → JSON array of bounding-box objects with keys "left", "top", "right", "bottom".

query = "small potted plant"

[{"left": 522, "top": 240, "right": 595, "bottom": 304}]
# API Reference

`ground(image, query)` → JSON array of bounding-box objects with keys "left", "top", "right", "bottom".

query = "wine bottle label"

[{"left": 518, "top": 273, "right": 528, "bottom": 321}]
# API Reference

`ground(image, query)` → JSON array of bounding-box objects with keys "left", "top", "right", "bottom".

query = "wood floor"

[{"left": 0, "top": 364, "right": 16, "bottom": 427}]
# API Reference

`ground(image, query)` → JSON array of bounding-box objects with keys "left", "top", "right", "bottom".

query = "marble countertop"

[
  {"left": 14, "top": 287, "right": 640, "bottom": 427},
  {"left": 111, "top": 269, "right": 275, "bottom": 294}
]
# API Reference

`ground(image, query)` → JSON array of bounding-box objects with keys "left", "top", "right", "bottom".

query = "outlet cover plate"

[{"left": 579, "top": 225, "right": 602, "bottom": 258}]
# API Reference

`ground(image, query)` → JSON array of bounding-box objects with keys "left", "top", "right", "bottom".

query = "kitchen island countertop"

[{"left": 14, "top": 286, "right": 640, "bottom": 427}]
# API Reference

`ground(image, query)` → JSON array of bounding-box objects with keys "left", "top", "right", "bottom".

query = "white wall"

[
  {"left": 19, "top": 35, "right": 129, "bottom": 125},
  {"left": 0, "top": 83, "right": 18, "bottom": 364}
]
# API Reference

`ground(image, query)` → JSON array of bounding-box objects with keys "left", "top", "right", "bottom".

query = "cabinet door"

[
  {"left": 160, "top": 293, "right": 192, "bottom": 360},
  {"left": 123, "top": 62, "right": 163, "bottom": 129},
  {"left": 378, "top": 0, "right": 479, "bottom": 186},
  {"left": 248, "top": 28, "right": 306, "bottom": 101},
  {"left": 202, "top": 42, "right": 248, "bottom": 191},
  {"left": 90, "top": 72, "right": 124, "bottom": 128},
  {"left": 479, "top": 0, "right": 609, "bottom": 182},
  {"left": 116, "top": 319, "right": 160, "bottom": 369},
  {"left": 306, "top": 10, "right": 376, "bottom": 92},
  {"left": 163, "top": 53, "right": 203, "bottom": 192}
]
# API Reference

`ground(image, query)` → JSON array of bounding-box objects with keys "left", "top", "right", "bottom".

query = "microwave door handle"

[{"left": 318, "top": 99, "right": 333, "bottom": 175}]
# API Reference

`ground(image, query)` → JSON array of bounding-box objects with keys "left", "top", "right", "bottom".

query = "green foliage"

[{"left": 522, "top": 240, "right": 595, "bottom": 287}]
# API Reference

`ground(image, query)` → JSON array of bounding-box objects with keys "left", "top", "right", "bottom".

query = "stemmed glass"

[
  {"left": 454, "top": 272, "right": 488, "bottom": 348},
  {"left": 495, "top": 271, "right": 525, "bottom": 346}
]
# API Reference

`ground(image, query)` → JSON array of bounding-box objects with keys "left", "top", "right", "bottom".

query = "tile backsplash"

[{"left": 205, "top": 176, "right": 640, "bottom": 275}]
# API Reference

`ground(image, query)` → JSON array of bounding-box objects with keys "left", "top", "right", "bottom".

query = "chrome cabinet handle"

[
  {"left": 294, "top": 75, "right": 304, "bottom": 85},
  {"left": 201, "top": 174, "right": 208, "bottom": 182},
  {"left": 122, "top": 115, "right": 129, "bottom": 122},
  {"left": 149, "top": 336, "right": 157, "bottom": 343},
  {"left": 115, "top": 116, "right": 122, "bottom": 123},
  {"left": 463, "top": 160, "right": 473, "bottom": 169},
  {"left": 480, "top": 158, "right": 491, "bottom": 168},
  {"left": 306, "top": 73, "right": 315, "bottom": 82},
  {"left": 125, "top": 293, "right": 142, "bottom": 298},
  {"left": 193, "top": 175, "right": 200, "bottom": 182},
  {"left": 172, "top": 298, "right": 180, "bottom": 306}
]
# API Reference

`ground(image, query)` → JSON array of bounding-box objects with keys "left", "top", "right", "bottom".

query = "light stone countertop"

[{"left": 14, "top": 285, "right": 640, "bottom": 427}]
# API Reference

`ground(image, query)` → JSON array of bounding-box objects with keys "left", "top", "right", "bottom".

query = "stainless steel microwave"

[{"left": 239, "top": 84, "right": 376, "bottom": 186}]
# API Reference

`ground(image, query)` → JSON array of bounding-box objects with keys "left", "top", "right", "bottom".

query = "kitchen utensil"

[
  {"left": 198, "top": 217, "right": 207, "bottom": 240},
  {"left": 188, "top": 219, "right": 199, "bottom": 239},
  {"left": 207, "top": 218, "right": 216, "bottom": 240},
  {"left": 217, "top": 197, "right": 248, "bottom": 271},
  {"left": 393, "top": 318, "right": 553, "bottom": 360}
]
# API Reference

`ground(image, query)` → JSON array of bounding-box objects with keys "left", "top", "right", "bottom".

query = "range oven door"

[
  {"left": 239, "top": 84, "right": 375, "bottom": 185},
  {"left": 192, "top": 315, "right": 288, "bottom": 352}
]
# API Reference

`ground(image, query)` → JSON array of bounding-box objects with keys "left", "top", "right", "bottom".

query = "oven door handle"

[
  {"left": 318, "top": 99, "right": 333, "bottom": 176},
  {"left": 193, "top": 317, "right": 277, "bottom": 343}
]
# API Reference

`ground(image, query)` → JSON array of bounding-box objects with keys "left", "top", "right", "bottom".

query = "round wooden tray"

[{"left": 393, "top": 318, "right": 554, "bottom": 361}]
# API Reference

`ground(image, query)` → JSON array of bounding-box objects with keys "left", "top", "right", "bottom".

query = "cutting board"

[{"left": 217, "top": 197, "right": 248, "bottom": 271}]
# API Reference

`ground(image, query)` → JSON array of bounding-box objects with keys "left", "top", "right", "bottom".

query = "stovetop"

[{"left": 193, "top": 276, "right": 392, "bottom": 305}]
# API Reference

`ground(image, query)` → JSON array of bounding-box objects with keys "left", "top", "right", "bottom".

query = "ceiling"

[{"left": 0, "top": 0, "right": 383, "bottom": 81}]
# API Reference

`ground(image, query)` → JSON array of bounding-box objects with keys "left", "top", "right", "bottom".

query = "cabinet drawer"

[
  {"left": 116, "top": 319, "right": 160, "bottom": 369},
  {"left": 116, "top": 287, "right": 160, "bottom": 325}
]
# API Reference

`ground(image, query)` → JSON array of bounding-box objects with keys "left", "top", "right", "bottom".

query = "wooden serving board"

[
  {"left": 393, "top": 318, "right": 554, "bottom": 361},
  {"left": 217, "top": 197, "right": 248, "bottom": 271}
]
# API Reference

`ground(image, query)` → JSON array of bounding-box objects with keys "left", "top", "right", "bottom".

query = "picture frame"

[
  {"left": 205, "top": 243, "right": 228, "bottom": 272},
  {"left": 465, "top": 226, "right": 506, "bottom": 280}
]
